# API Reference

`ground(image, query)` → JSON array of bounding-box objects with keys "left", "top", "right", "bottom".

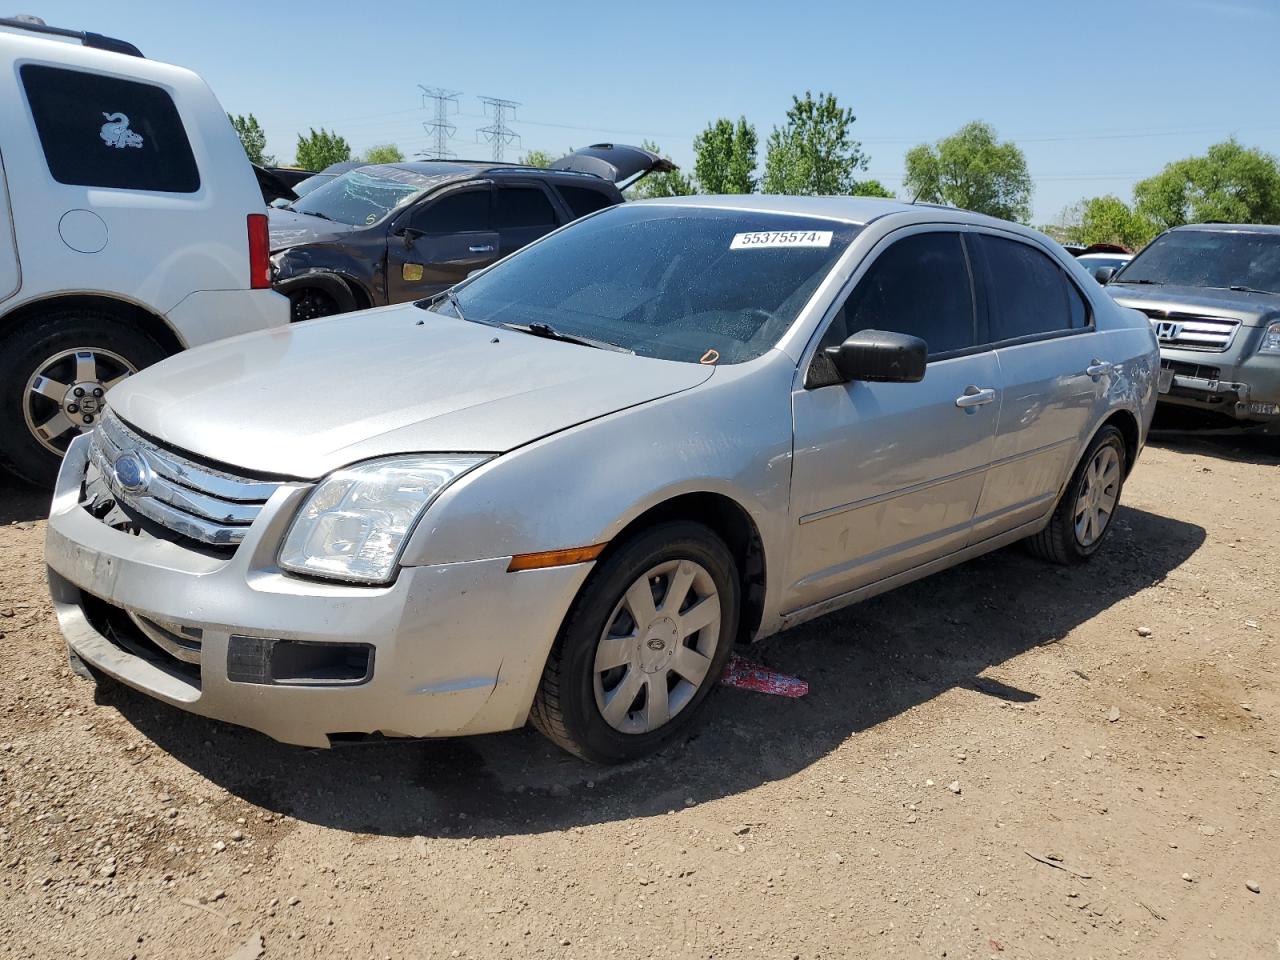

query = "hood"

[
  {"left": 1107, "top": 283, "right": 1280, "bottom": 326},
  {"left": 105, "top": 306, "right": 715, "bottom": 478},
  {"left": 268, "top": 207, "right": 358, "bottom": 252}
]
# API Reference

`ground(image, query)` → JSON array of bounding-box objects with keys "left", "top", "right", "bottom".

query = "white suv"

[{"left": 0, "top": 18, "right": 288, "bottom": 484}]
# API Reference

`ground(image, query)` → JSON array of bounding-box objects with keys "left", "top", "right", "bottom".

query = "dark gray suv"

[
  {"left": 269, "top": 144, "right": 674, "bottom": 321},
  {"left": 1106, "top": 223, "right": 1280, "bottom": 429}
]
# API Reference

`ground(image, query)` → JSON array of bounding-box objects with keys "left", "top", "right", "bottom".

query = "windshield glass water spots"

[
  {"left": 291, "top": 166, "right": 452, "bottom": 226},
  {"left": 1116, "top": 230, "right": 1280, "bottom": 293},
  {"left": 429, "top": 205, "right": 859, "bottom": 364}
]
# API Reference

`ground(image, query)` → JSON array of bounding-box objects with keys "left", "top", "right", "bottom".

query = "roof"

[
  {"left": 1170, "top": 222, "right": 1280, "bottom": 235},
  {"left": 631, "top": 194, "right": 1031, "bottom": 231}
]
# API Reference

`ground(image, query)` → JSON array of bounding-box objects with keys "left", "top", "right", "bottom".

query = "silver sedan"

[{"left": 45, "top": 196, "right": 1160, "bottom": 763}]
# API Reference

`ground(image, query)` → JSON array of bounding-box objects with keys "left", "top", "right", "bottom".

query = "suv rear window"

[
  {"left": 556, "top": 185, "right": 615, "bottom": 219},
  {"left": 21, "top": 65, "right": 200, "bottom": 194}
]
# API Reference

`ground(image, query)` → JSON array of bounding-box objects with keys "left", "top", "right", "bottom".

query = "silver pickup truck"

[{"left": 1106, "top": 224, "right": 1280, "bottom": 428}]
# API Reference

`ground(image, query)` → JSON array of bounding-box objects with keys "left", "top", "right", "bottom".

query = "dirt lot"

[{"left": 0, "top": 433, "right": 1276, "bottom": 960}]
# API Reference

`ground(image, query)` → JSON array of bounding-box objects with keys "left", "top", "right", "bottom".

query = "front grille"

[
  {"left": 83, "top": 411, "right": 282, "bottom": 549},
  {"left": 1141, "top": 310, "right": 1240, "bottom": 352}
]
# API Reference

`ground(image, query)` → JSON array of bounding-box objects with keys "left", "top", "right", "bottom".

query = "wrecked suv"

[
  {"left": 270, "top": 144, "right": 675, "bottom": 321},
  {"left": 1107, "top": 223, "right": 1280, "bottom": 429}
]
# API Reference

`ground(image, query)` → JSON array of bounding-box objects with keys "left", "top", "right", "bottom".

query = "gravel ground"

[{"left": 0, "top": 432, "right": 1276, "bottom": 960}]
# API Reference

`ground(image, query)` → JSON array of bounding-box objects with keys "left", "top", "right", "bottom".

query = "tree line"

[{"left": 231, "top": 101, "right": 1280, "bottom": 252}]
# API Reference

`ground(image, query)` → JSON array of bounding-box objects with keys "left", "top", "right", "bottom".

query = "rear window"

[
  {"left": 21, "top": 65, "right": 200, "bottom": 193},
  {"left": 556, "top": 185, "right": 615, "bottom": 219}
]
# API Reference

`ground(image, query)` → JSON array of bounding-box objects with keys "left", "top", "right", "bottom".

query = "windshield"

[
  {"left": 1115, "top": 229, "right": 1280, "bottom": 293},
  {"left": 427, "top": 205, "right": 859, "bottom": 364},
  {"left": 290, "top": 166, "right": 431, "bottom": 225}
]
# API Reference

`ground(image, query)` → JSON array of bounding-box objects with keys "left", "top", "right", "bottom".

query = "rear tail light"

[{"left": 247, "top": 213, "right": 270, "bottom": 289}]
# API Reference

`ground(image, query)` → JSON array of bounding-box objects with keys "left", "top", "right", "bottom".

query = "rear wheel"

[
  {"left": 1026, "top": 425, "right": 1127, "bottom": 565},
  {"left": 530, "top": 522, "right": 739, "bottom": 763},
  {"left": 0, "top": 311, "right": 166, "bottom": 485}
]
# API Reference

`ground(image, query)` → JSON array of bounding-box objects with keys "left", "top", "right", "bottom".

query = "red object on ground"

[{"left": 720, "top": 653, "right": 809, "bottom": 698}]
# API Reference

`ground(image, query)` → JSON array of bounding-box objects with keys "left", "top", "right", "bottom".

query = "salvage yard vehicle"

[
  {"left": 1107, "top": 223, "right": 1280, "bottom": 429},
  {"left": 46, "top": 196, "right": 1159, "bottom": 763},
  {"left": 0, "top": 18, "right": 289, "bottom": 484},
  {"left": 269, "top": 144, "right": 676, "bottom": 321}
]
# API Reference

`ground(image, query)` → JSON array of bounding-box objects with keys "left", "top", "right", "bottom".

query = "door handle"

[
  {"left": 468, "top": 244, "right": 495, "bottom": 253},
  {"left": 1086, "top": 360, "right": 1111, "bottom": 378},
  {"left": 955, "top": 386, "right": 996, "bottom": 410}
]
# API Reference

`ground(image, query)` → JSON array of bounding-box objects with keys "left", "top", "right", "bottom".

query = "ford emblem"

[{"left": 112, "top": 451, "right": 151, "bottom": 495}]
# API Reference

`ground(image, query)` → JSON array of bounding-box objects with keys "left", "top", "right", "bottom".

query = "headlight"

[
  {"left": 279, "top": 455, "right": 490, "bottom": 584},
  {"left": 1259, "top": 321, "right": 1280, "bottom": 355}
]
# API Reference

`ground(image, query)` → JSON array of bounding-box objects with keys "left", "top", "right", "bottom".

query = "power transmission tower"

[
  {"left": 477, "top": 96, "right": 521, "bottom": 162},
  {"left": 418, "top": 85, "right": 460, "bottom": 159}
]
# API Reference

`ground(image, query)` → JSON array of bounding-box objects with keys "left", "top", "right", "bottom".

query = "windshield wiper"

[
  {"left": 1226, "top": 284, "right": 1278, "bottom": 295},
  {"left": 300, "top": 209, "right": 334, "bottom": 222},
  {"left": 446, "top": 289, "right": 467, "bottom": 322},
  {"left": 501, "top": 321, "right": 633, "bottom": 353},
  {"left": 1113, "top": 278, "right": 1160, "bottom": 285}
]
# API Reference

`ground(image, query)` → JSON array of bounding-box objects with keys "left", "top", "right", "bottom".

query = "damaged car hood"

[
  {"left": 268, "top": 208, "right": 357, "bottom": 252},
  {"left": 104, "top": 306, "right": 715, "bottom": 478}
]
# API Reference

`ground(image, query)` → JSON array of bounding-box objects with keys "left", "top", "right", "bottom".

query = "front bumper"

[
  {"left": 45, "top": 435, "right": 592, "bottom": 748},
  {"left": 1157, "top": 337, "right": 1280, "bottom": 421}
]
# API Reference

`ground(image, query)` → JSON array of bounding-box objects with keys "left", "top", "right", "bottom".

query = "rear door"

[
  {"left": 385, "top": 181, "right": 497, "bottom": 302},
  {"left": 0, "top": 150, "right": 19, "bottom": 303},
  {"left": 493, "top": 181, "right": 562, "bottom": 259},
  {"left": 967, "top": 230, "right": 1107, "bottom": 542}
]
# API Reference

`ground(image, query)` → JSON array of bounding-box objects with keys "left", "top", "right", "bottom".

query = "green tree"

[
  {"left": 517, "top": 149, "right": 555, "bottom": 168},
  {"left": 361, "top": 143, "right": 403, "bottom": 164},
  {"left": 294, "top": 128, "right": 351, "bottom": 171},
  {"left": 903, "top": 121, "right": 1032, "bottom": 222},
  {"left": 1132, "top": 139, "right": 1280, "bottom": 230},
  {"left": 1060, "top": 195, "right": 1157, "bottom": 250},
  {"left": 626, "top": 141, "right": 694, "bottom": 199},
  {"left": 850, "top": 178, "right": 895, "bottom": 199},
  {"left": 229, "top": 113, "right": 272, "bottom": 166},
  {"left": 762, "top": 92, "right": 868, "bottom": 195},
  {"left": 693, "top": 117, "right": 757, "bottom": 194}
]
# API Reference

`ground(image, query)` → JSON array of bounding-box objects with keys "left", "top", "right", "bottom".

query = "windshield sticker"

[
  {"left": 99, "top": 112, "right": 144, "bottom": 149},
  {"left": 730, "top": 230, "right": 832, "bottom": 250}
]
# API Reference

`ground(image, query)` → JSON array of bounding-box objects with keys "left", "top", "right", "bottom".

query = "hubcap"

[
  {"left": 23, "top": 348, "right": 136, "bottom": 455},
  {"left": 593, "top": 559, "right": 721, "bottom": 735},
  {"left": 1074, "top": 444, "right": 1121, "bottom": 547}
]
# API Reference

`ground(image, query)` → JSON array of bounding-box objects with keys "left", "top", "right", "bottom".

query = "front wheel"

[
  {"left": 530, "top": 522, "right": 740, "bottom": 763},
  {"left": 1026, "top": 424, "right": 1127, "bottom": 565}
]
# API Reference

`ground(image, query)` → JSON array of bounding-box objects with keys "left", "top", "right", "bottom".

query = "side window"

[
  {"left": 820, "top": 232, "right": 976, "bottom": 356},
  {"left": 21, "top": 64, "right": 200, "bottom": 193},
  {"left": 556, "top": 185, "right": 615, "bottom": 219},
  {"left": 1066, "top": 278, "right": 1091, "bottom": 329},
  {"left": 977, "top": 235, "right": 1075, "bottom": 340},
  {"left": 495, "top": 187, "right": 558, "bottom": 229},
  {"left": 413, "top": 189, "right": 490, "bottom": 233}
]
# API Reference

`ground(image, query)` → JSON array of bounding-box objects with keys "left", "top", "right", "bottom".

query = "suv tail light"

[{"left": 247, "top": 213, "right": 270, "bottom": 289}]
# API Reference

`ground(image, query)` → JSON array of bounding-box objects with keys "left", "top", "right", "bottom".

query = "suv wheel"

[
  {"left": 1026, "top": 425, "right": 1127, "bottom": 565},
  {"left": 530, "top": 522, "right": 740, "bottom": 763},
  {"left": 0, "top": 310, "right": 166, "bottom": 485}
]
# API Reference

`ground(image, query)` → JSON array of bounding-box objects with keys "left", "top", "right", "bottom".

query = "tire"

[
  {"left": 288, "top": 286, "right": 340, "bottom": 322},
  {"left": 1026, "top": 425, "right": 1127, "bottom": 565},
  {"left": 0, "top": 310, "right": 167, "bottom": 486},
  {"left": 530, "top": 521, "right": 740, "bottom": 764}
]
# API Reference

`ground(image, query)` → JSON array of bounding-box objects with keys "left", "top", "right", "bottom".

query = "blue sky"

[{"left": 32, "top": 0, "right": 1280, "bottom": 222}]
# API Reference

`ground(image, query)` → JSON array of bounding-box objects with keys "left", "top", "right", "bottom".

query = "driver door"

[{"left": 386, "top": 182, "right": 498, "bottom": 303}]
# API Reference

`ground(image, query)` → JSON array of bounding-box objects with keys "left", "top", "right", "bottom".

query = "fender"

[{"left": 272, "top": 272, "right": 358, "bottom": 315}]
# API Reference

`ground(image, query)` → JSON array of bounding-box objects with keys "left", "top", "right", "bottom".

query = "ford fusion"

[{"left": 46, "top": 197, "right": 1159, "bottom": 763}]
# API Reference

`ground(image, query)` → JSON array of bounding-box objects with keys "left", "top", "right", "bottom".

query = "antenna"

[
  {"left": 418, "top": 85, "right": 460, "bottom": 159},
  {"left": 477, "top": 96, "right": 521, "bottom": 162}
]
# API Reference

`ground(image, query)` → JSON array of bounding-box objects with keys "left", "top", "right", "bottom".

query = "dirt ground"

[{"left": 0, "top": 431, "right": 1276, "bottom": 960}]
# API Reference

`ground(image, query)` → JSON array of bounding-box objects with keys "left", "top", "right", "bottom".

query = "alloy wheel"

[
  {"left": 23, "top": 348, "right": 135, "bottom": 455},
  {"left": 593, "top": 559, "right": 722, "bottom": 735},
  {"left": 1074, "top": 444, "right": 1121, "bottom": 547}
]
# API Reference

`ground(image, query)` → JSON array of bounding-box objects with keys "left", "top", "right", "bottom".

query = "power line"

[
  {"left": 418, "top": 86, "right": 460, "bottom": 159},
  {"left": 476, "top": 96, "right": 521, "bottom": 161}
]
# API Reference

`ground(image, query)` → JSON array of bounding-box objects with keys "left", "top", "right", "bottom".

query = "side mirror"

[
  {"left": 1093, "top": 266, "right": 1116, "bottom": 285},
  {"left": 396, "top": 226, "right": 425, "bottom": 249},
  {"left": 825, "top": 329, "right": 927, "bottom": 384}
]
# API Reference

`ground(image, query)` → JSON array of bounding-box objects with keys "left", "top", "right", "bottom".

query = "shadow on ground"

[
  {"left": 98, "top": 505, "right": 1204, "bottom": 838},
  {"left": 0, "top": 475, "right": 47, "bottom": 525},
  {"left": 1149, "top": 429, "right": 1279, "bottom": 468}
]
